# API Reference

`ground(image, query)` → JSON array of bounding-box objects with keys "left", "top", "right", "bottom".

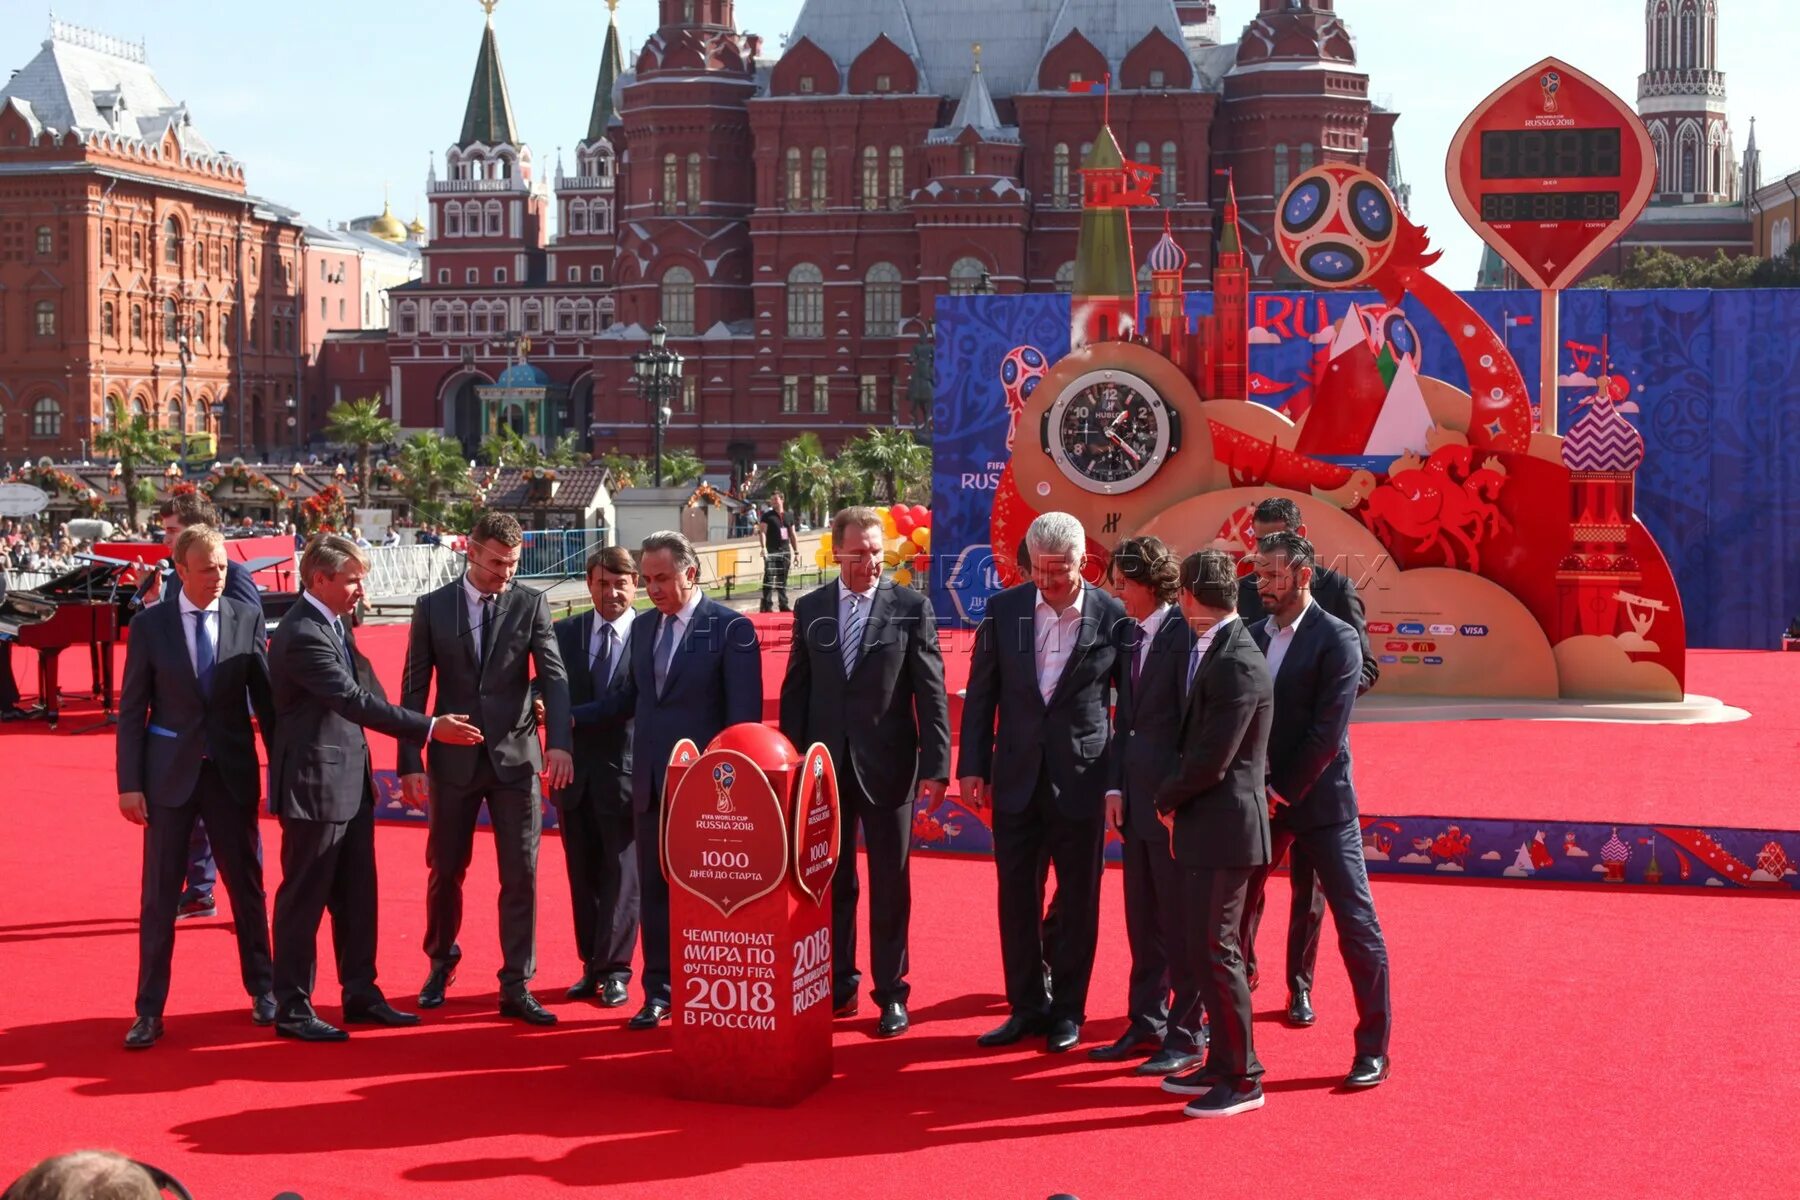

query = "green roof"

[
  {"left": 459, "top": 20, "right": 519, "bottom": 148},
  {"left": 586, "top": 11, "right": 625, "bottom": 142}
]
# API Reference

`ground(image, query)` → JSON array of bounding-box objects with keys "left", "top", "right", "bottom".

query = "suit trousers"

[
  {"left": 272, "top": 794, "right": 385, "bottom": 1018},
  {"left": 831, "top": 758, "right": 915, "bottom": 1007},
  {"left": 423, "top": 757, "right": 542, "bottom": 989},
  {"left": 991, "top": 774, "right": 1106, "bottom": 1025},
  {"left": 1244, "top": 844, "right": 1326, "bottom": 994},
  {"left": 557, "top": 795, "right": 639, "bottom": 981},
  {"left": 1121, "top": 832, "right": 1205, "bottom": 1054},
  {"left": 0, "top": 642, "right": 17, "bottom": 708},
  {"left": 1242, "top": 819, "right": 1392, "bottom": 1057},
  {"left": 759, "top": 550, "right": 792, "bottom": 613},
  {"left": 1183, "top": 866, "right": 1262, "bottom": 1087},
  {"left": 184, "top": 819, "right": 217, "bottom": 901},
  {"left": 634, "top": 800, "right": 672, "bottom": 1006},
  {"left": 136, "top": 761, "right": 273, "bottom": 1017}
]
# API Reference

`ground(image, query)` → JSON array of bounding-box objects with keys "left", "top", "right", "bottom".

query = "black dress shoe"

[
  {"left": 124, "top": 1016, "right": 163, "bottom": 1050},
  {"left": 344, "top": 1001, "right": 422, "bottom": 1027},
  {"left": 1162, "top": 1064, "right": 1225, "bottom": 1096},
  {"left": 976, "top": 1013, "right": 1044, "bottom": 1047},
  {"left": 1285, "top": 990, "right": 1316, "bottom": 1028},
  {"left": 251, "top": 995, "right": 277, "bottom": 1026},
  {"left": 1045, "top": 1018, "right": 1080, "bottom": 1053},
  {"left": 275, "top": 1015, "right": 348, "bottom": 1042},
  {"left": 876, "top": 1001, "right": 909, "bottom": 1038},
  {"left": 1138, "top": 1049, "right": 1205, "bottom": 1076},
  {"left": 626, "top": 1001, "right": 670, "bottom": 1030},
  {"left": 418, "top": 965, "right": 455, "bottom": 1009},
  {"left": 600, "top": 979, "right": 630, "bottom": 1008},
  {"left": 1345, "top": 1055, "right": 1390, "bottom": 1088},
  {"left": 566, "top": 972, "right": 602, "bottom": 1001},
  {"left": 499, "top": 991, "right": 558, "bottom": 1026},
  {"left": 1086, "top": 1027, "right": 1159, "bottom": 1062},
  {"left": 832, "top": 996, "right": 859, "bottom": 1018}
]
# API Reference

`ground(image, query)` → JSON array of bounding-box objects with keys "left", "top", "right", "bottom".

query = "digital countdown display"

[{"left": 1446, "top": 57, "right": 1656, "bottom": 292}]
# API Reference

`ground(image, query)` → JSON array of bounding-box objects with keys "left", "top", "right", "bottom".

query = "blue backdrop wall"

[{"left": 929, "top": 288, "right": 1800, "bottom": 650}]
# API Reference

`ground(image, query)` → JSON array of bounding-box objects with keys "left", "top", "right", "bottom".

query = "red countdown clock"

[{"left": 1447, "top": 57, "right": 1656, "bottom": 291}]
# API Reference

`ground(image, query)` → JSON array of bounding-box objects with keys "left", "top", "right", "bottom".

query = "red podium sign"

[
  {"left": 792, "top": 743, "right": 841, "bottom": 903},
  {"left": 663, "top": 725, "right": 841, "bottom": 1107}
]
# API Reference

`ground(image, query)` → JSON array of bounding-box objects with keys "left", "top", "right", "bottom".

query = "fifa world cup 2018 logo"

[
  {"left": 1540, "top": 71, "right": 1562, "bottom": 113},
  {"left": 713, "top": 762, "right": 737, "bottom": 815}
]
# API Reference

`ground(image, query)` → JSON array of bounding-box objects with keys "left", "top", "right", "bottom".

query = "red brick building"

[{"left": 386, "top": 1, "right": 1403, "bottom": 479}]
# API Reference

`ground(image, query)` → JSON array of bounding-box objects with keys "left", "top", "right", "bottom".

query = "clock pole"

[{"left": 1539, "top": 287, "right": 1558, "bottom": 436}]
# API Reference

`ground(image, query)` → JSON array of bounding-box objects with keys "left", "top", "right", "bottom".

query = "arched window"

[
  {"left": 1160, "top": 142, "right": 1178, "bottom": 204},
  {"left": 1298, "top": 142, "right": 1316, "bottom": 173},
  {"left": 31, "top": 396, "right": 61, "bottom": 439},
  {"left": 1679, "top": 3, "right": 1697, "bottom": 69},
  {"left": 485, "top": 200, "right": 504, "bottom": 235},
  {"left": 569, "top": 199, "right": 588, "bottom": 234},
  {"left": 663, "top": 152, "right": 679, "bottom": 213},
  {"left": 1651, "top": 125, "right": 1670, "bottom": 190},
  {"left": 131, "top": 397, "right": 149, "bottom": 427},
  {"left": 1679, "top": 128, "right": 1699, "bottom": 193},
  {"left": 861, "top": 146, "right": 881, "bottom": 210},
  {"left": 784, "top": 147, "right": 803, "bottom": 210},
  {"left": 661, "top": 266, "right": 695, "bottom": 335},
  {"left": 131, "top": 304, "right": 144, "bottom": 341},
  {"left": 1654, "top": 2, "right": 1671, "bottom": 68},
  {"left": 864, "top": 262, "right": 901, "bottom": 336},
  {"left": 687, "top": 152, "right": 703, "bottom": 209},
  {"left": 786, "top": 262, "right": 824, "bottom": 338},
  {"left": 163, "top": 216, "right": 182, "bottom": 265},
  {"left": 962, "top": 144, "right": 977, "bottom": 175},
  {"left": 132, "top": 231, "right": 143, "bottom": 261},
  {"left": 103, "top": 227, "right": 114, "bottom": 259},
  {"left": 195, "top": 240, "right": 206, "bottom": 272},
  {"left": 191, "top": 311, "right": 206, "bottom": 352},
  {"left": 448, "top": 302, "right": 468, "bottom": 335},
  {"left": 1134, "top": 142, "right": 1151, "bottom": 169},
  {"left": 219, "top": 310, "right": 231, "bottom": 346},
  {"left": 34, "top": 299, "right": 56, "bottom": 337},
  {"left": 1711, "top": 144, "right": 1723, "bottom": 195},
  {"left": 888, "top": 147, "right": 905, "bottom": 209},
  {"left": 948, "top": 256, "right": 986, "bottom": 297},
  {"left": 1052, "top": 143, "right": 1071, "bottom": 208},
  {"left": 810, "top": 147, "right": 828, "bottom": 210},
  {"left": 167, "top": 397, "right": 184, "bottom": 433},
  {"left": 557, "top": 301, "right": 577, "bottom": 333},
  {"left": 102, "top": 301, "right": 116, "bottom": 339},
  {"left": 468, "top": 302, "right": 487, "bottom": 335},
  {"left": 162, "top": 298, "right": 180, "bottom": 342},
  {"left": 445, "top": 204, "right": 462, "bottom": 236},
  {"left": 1273, "top": 143, "right": 1291, "bottom": 197},
  {"left": 1054, "top": 261, "right": 1077, "bottom": 293}
]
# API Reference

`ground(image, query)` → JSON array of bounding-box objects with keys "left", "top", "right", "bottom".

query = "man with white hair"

[{"left": 959, "top": 511, "right": 1127, "bottom": 1053}]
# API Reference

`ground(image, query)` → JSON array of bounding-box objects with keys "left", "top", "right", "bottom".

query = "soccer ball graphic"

[{"left": 1275, "top": 164, "right": 1399, "bottom": 289}]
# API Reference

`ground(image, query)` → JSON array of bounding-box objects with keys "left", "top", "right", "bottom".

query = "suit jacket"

[
  {"left": 160, "top": 557, "right": 263, "bottom": 617},
  {"left": 396, "top": 579, "right": 572, "bottom": 784},
  {"left": 116, "top": 596, "right": 275, "bottom": 809},
  {"left": 1239, "top": 564, "right": 1377, "bottom": 693},
  {"left": 956, "top": 582, "right": 1127, "bottom": 819},
  {"left": 574, "top": 595, "right": 763, "bottom": 814},
  {"left": 268, "top": 599, "right": 432, "bottom": 822},
  {"left": 778, "top": 579, "right": 952, "bottom": 808},
  {"left": 553, "top": 609, "right": 633, "bottom": 813},
  {"left": 1152, "top": 619, "right": 1273, "bottom": 869},
  {"left": 1109, "top": 607, "right": 1197, "bottom": 841},
  {"left": 1252, "top": 604, "right": 1363, "bottom": 832}
]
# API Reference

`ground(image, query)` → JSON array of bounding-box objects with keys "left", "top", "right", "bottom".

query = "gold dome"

[
  {"left": 368, "top": 200, "right": 407, "bottom": 243},
  {"left": 406, "top": 213, "right": 426, "bottom": 236}
]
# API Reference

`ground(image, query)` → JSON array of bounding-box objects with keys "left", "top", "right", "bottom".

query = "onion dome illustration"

[
  {"left": 1562, "top": 398, "right": 1644, "bottom": 472},
  {"left": 1601, "top": 828, "right": 1631, "bottom": 866},
  {"left": 1147, "top": 216, "right": 1187, "bottom": 275}
]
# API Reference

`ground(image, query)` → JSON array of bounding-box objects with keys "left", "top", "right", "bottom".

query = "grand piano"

[{"left": 0, "top": 555, "right": 300, "bottom": 729}]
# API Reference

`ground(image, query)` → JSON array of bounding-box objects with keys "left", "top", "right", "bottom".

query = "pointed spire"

[
  {"left": 459, "top": 2, "right": 520, "bottom": 148},
  {"left": 1217, "top": 168, "right": 1242, "bottom": 260},
  {"left": 587, "top": 0, "right": 626, "bottom": 143},
  {"left": 944, "top": 42, "right": 1001, "bottom": 138}
]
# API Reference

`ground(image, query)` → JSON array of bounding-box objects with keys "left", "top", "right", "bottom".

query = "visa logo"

[
  {"left": 1367, "top": 622, "right": 1395, "bottom": 635},
  {"left": 1424, "top": 655, "right": 1444, "bottom": 665},
  {"left": 1397, "top": 622, "right": 1426, "bottom": 636},
  {"left": 1401, "top": 655, "right": 1422, "bottom": 664},
  {"left": 1384, "top": 640, "right": 1409, "bottom": 652},
  {"left": 1460, "top": 624, "right": 1490, "bottom": 637},
  {"left": 1429, "top": 624, "right": 1456, "bottom": 635},
  {"left": 1379, "top": 655, "right": 1398, "bottom": 664}
]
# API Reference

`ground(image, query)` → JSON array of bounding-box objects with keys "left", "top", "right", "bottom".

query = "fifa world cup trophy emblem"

[
  {"left": 713, "top": 762, "right": 738, "bottom": 815},
  {"left": 1540, "top": 71, "right": 1562, "bottom": 114}
]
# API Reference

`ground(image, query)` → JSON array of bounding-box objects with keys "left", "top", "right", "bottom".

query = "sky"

[{"left": 7, "top": 0, "right": 1795, "bottom": 289}]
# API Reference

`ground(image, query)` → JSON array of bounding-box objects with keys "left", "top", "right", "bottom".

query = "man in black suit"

[
  {"left": 115, "top": 525, "right": 277, "bottom": 1049},
  {"left": 576, "top": 530, "right": 763, "bottom": 1029},
  {"left": 959, "top": 511, "right": 1126, "bottom": 1054},
  {"left": 779, "top": 506, "right": 951, "bottom": 1038},
  {"left": 1091, "top": 537, "right": 1204, "bottom": 1076},
  {"left": 1153, "top": 549, "right": 1274, "bottom": 1118},
  {"left": 268, "top": 535, "right": 483, "bottom": 1042},
  {"left": 549, "top": 546, "right": 641, "bottom": 1009},
  {"left": 1236, "top": 497, "right": 1377, "bottom": 1027},
  {"left": 1241, "top": 531, "right": 1393, "bottom": 1088},
  {"left": 758, "top": 492, "right": 796, "bottom": 614},
  {"left": 401, "top": 512, "right": 572, "bottom": 1025},
  {"left": 151, "top": 495, "right": 267, "bottom": 924},
  {"left": 0, "top": 569, "right": 22, "bottom": 718}
]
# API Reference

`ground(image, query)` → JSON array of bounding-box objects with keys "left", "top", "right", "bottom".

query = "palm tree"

[
  {"left": 93, "top": 419, "right": 176, "bottom": 530},
  {"left": 323, "top": 396, "right": 399, "bottom": 507},
  {"left": 395, "top": 433, "right": 471, "bottom": 525},
  {"left": 595, "top": 451, "right": 648, "bottom": 489},
  {"left": 658, "top": 448, "right": 706, "bottom": 486},
  {"left": 764, "top": 433, "right": 834, "bottom": 526},
  {"left": 543, "top": 431, "right": 589, "bottom": 468},
  {"left": 478, "top": 425, "right": 537, "bottom": 469},
  {"left": 845, "top": 426, "right": 932, "bottom": 504}
]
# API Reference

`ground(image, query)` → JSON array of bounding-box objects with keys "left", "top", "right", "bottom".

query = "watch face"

[{"left": 1041, "top": 370, "right": 1178, "bottom": 495}]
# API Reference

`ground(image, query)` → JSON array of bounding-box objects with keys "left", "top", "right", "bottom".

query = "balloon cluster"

[{"left": 815, "top": 504, "right": 934, "bottom": 585}]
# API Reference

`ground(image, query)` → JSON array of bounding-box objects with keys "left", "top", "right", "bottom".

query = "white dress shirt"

[
  {"left": 839, "top": 576, "right": 879, "bottom": 644},
  {"left": 1033, "top": 586, "right": 1087, "bottom": 704},
  {"left": 464, "top": 575, "right": 503, "bottom": 655},
  {"left": 1261, "top": 597, "right": 1314, "bottom": 682},
  {"left": 589, "top": 606, "right": 635, "bottom": 685},
  {"left": 1135, "top": 603, "right": 1175, "bottom": 680},
  {"left": 1187, "top": 611, "right": 1240, "bottom": 692},
  {"left": 654, "top": 587, "right": 706, "bottom": 665},
  {"left": 176, "top": 590, "right": 222, "bottom": 678}
]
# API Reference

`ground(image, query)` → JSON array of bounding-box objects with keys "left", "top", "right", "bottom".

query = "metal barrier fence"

[
  {"left": 518, "top": 528, "right": 607, "bottom": 580},
  {"left": 359, "top": 544, "right": 462, "bottom": 600},
  {"left": 2, "top": 571, "right": 57, "bottom": 592}
]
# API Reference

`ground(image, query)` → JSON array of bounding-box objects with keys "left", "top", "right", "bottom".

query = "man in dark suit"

[
  {"left": 576, "top": 530, "right": 763, "bottom": 1029},
  {"left": 401, "top": 512, "right": 572, "bottom": 1025},
  {"left": 268, "top": 534, "right": 483, "bottom": 1042},
  {"left": 779, "top": 506, "right": 951, "bottom": 1038},
  {"left": 959, "top": 511, "right": 1126, "bottom": 1054},
  {"left": 1152, "top": 549, "right": 1274, "bottom": 1118},
  {"left": 758, "top": 492, "right": 796, "bottom": 614},
  {"left": 549, "top": 545, "right": 641, "bottom": 1009},
  {"left": 1241, "top": 531, "right": 1393, "bottom": 1088},
  {"left": 115, "top": 525, "right": 277, "bottom": 1049},
  {"left": 0, "top": 569, "right": 22, "bottom": 718},
  {"left": 1236, "top": 497, "right": 1377, "bottom": 1027},
  {"left": 152, "top": 495, "right": 267, "bottom": 924},
  {"left": 1092, "top": 537, "right": 1204, "bottom": 1076}
]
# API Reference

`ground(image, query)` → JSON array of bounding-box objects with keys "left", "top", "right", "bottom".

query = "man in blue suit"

[
  {"left": 1239, "top": 531, "right": 1393, "bottom": 1089},
  {"left": 575, "top": 530, "right": 763, "bottom": 1029}
]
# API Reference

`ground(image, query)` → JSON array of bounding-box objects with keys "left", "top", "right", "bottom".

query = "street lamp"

[
  {"left": 630, "top": 321, "right": 683, "bottom": 487},
  {"left": 176, "top": 325, "right": 192, "bottom": 462}
]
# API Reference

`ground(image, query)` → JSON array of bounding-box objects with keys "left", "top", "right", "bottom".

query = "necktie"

[
  {"left": 478, "top": 594, "right": 496, "bottom": 669},
  {"left": 591, "top": 622, "right": 614, "bottom": 697},
  {"left": 1186, "top": 639, "right": 1204, "bottom": 697},
  {"left": 841, "top": 593, "right": 865, "bottom": 678},
  {"left": 332, "top": 617, "right": 354, "bottom": 671},
  {"left": 654, "top": 613, "right": 679, "bottom": 696},
  {"left": 1131, "top": 618, "right": 1146, "bottom": 694},
  {"left": 192, "top": 609, "right": 216, "bottom": 699}
]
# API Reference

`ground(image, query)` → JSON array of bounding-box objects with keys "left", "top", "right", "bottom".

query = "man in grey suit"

[
  {"left": 401, "top": 512, "right": 573, "bottom": 1025},
  {"left": 268, "top": 535, "right": 482, "bottom": 1042},
  {"left": 779, "top": 506, "right": 951, "bottom": 1038},
  {"left": 115, "top": 525, "right": 277, "bottom": 1050}
]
